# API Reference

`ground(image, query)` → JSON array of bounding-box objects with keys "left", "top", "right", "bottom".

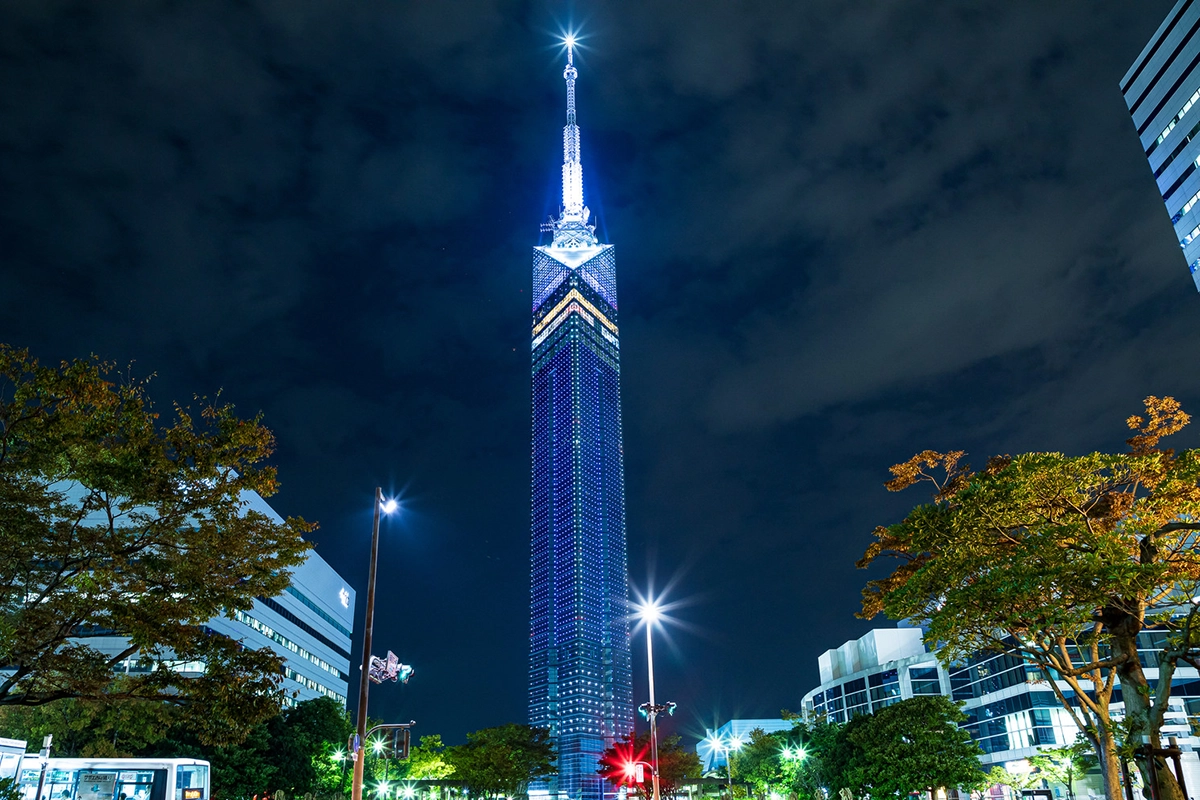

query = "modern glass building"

[
  {"left": 801, "top": 627, "right": 1200, "bottom": 790},
  {"left": 1122, "top": 0, "right": 1200, "bottom": 290},
  {"left": 528, "top": 42, "right": 634, "bottom": 800}
]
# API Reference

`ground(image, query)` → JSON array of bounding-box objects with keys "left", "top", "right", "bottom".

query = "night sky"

[{"left": 1, "top": 0, "right": 1195, "bottom": 749}]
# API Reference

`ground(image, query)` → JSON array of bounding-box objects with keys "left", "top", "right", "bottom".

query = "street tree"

[
  {"left": 598, "top": 732, "right": 702, "bottom": 799},
  {"left": 859, "top": 397, "right": 1200, "bottom": 800},
  {"left": 402, "top": 735, "right": 456, "bottom": 781},
  {"left": 0, "top": 697, "right": 175, "bottom": 756},
  {"left": 783, "top": 717, "right": 844, "bottom": 800},
  {"left": 268, "top": 697, "right": 354, "bottom": 795},
  {"left": 730, "top": 728, "right": 785, "bottom": 798},
  {"left": 447, "top": 724, "right": 555, "bottom": 799},
  {"left": 1029, "top": 740, "right": 1097, "bottom": 800},
  {"left": 826, "top": 697, "right": 983, "bottom": 800},
  {"left": 0, "top": 345, "right": 312, "bottom": 744},
  {"left": 142, "top": 698, "right": 354, "bottom": 800}
]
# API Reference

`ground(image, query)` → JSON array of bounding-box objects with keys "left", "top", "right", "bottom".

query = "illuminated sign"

[
  {"left": 77, "top": 774, "right": 116, "bottom": 800},
  {"left": 339, "top": 588, "right": 350, "bottom": 609},
  {"left": 184, "top": 789, "right": 204, "bottom": 800}
]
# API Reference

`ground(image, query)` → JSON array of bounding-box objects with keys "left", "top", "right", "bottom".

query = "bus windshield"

[{"left": 17, "top": 760, "right": 209, "bottom": 800}]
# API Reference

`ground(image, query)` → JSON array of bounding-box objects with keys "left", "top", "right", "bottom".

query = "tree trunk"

[
  {"left": 1111, "top": 629, "right": 1185, "bottom": 800},
  {"left": 1096, "top": 727, "right": 1124, "bottom": 800}
]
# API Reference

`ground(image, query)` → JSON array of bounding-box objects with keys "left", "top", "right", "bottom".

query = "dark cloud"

[{"left": 0, "top": 0, "right": 1192, "bottom": 744}]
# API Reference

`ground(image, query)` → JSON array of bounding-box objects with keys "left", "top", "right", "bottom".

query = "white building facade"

[{"left": 801, "top": 627, "right": 1200, "bottom": 793}]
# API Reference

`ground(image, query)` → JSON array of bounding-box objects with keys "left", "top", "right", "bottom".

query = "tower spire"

[{"left": 547, "top": 36, "right": 598, "bottom": 249}]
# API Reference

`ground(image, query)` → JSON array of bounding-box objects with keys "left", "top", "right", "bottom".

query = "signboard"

[{"left": 78, "top": 773, "right": 117, "bottom": 800}]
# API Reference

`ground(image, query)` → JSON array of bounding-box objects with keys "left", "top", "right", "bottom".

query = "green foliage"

[
  {"left": 731, "top": 728, "right": 785, "bottom": 797},
  {"left": 0, "top": 696, "right": 176, "bottom": 756},
  {"left": 402, "top": 735, "right": 455, "bottom": 781},
  {"left": 825, "top": 697, "right": 984, "bottom": 800},
  {"left": 139, "top": 698, "right": 353, "bottom": 800},
  {"left": 858, "top": 397, "right": 1200, "bottom": 800},
  {"left": 0, "top": 345, "right": 312, "bottom": 745},
  {"left": 269, "top": 698, "right": 355, "bottom": 796},
  {"left": 446, "top": 724, "right": 555, "bottom": 799},
  {"left": 0, "top": 778, "right": 21, "bottom": 800},
  {"left": 598, "top": 731, "right": 701, "bottom": 798},
  {"left": 985, "top": 767, "right": 1038, "bottom": 792},
  {"left": 1028, "top": 739, "right": 1097, "bottom": 799}
]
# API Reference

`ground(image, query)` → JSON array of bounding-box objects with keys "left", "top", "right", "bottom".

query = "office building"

[
  {"left": 801, "top": 627, "right": 1200, "bottom": 792},
  {"left": 528, "top": 41, "right": 634, "bottom": 800},
  {"left": 87, "top": 487, "right": 355, "bottom": 707},
  {"left": 1122, "top": 0, "right": 1200, "bottom": 290}
]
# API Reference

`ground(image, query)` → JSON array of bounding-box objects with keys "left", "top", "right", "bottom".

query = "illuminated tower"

[{"left": 528, "top": 39, "right": 633, "bottom": 800}]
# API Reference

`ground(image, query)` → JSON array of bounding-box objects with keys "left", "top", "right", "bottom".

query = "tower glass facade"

[
  {"left": 529, "top": 44, "right": 633, "bottom": 800},
  {"left": 1122, "top": 0, "right": 1200, "bottom": 290}
]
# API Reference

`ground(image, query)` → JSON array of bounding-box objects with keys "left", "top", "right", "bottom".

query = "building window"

[{"left": 909, "top": 666, "right": 942, "bottom": 695}]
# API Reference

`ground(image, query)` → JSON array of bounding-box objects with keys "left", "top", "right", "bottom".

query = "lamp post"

[
  {"left": 351, "top": 488, "right": 399, "bottom": 800},
  {"left": 637, "top": 601, "right": 669, "bottom": 800},
  {"left": 704, "top": 734, "right": 742, "bottom": 800}
]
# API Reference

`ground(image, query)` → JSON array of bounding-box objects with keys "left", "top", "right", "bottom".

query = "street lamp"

[
  {"left": 703, "top": 734, "right": 742, "bottom": 800},
  {"left": 637, "top": 600, "right": 675, "bottom": 800},
  {"left": 351, "top": 488, "right": 399, "bottom": 800}
]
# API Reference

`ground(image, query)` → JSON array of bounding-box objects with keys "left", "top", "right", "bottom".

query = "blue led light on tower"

[{"left": 528, "top": 38, "right": 633, "bottom": 800}]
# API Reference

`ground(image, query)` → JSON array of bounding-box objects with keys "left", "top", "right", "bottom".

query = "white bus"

[{"left": 15, "top": 758, "right": 210, "bottom": 800}]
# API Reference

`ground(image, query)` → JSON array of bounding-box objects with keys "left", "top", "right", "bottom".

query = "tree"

[
  {"left": 599, "top": 732, "right": 702, "bottom": 799},
  {"left": 783, "top": 717, "right": 844, "bottom": 800},
  {"left": 0, "top": 696, "right": 175, "bottom": 756},
  {"left": 985, "top": 766, "right": 1039, "bottom": 795},
  {"left": 858, "top": 397, "right": 1200, "bottom": 800},
  {"left": 402, "top": 735, "right": 456, "bottom": 781},
  {"left": 1029, "top": 740, "right": 1097, "bottom": 800},
  {"left": 268, "top": 697, "right": 355, "bottom": 796},
  {"left": 731, "top": 729, "right": 785, "bottom": 798},
  {"left": 825, "top": 697, "right": 984, "bottom": 800},
  {"left": 141, "top": 698, "right": 354, "bottom": 800},
  {"left": 447, "top": 724, "right": 555, "bottom": 799},
  {"left": 0, "top": 345, "right": 312, "bottom": 744}
]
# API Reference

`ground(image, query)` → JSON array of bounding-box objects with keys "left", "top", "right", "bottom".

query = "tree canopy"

[
  {"left": 826, "top": 697, "right": 983, "bottom": 800},
  {"left": 0, "top": 345, "right": 312, "bottom": 744},
  {"left": 446, "top": 724, "right": 555, "bottom": 799},
  {"left": 858, "top": 396, "right": 1200, "bottom": 800},
  {"left": 598, "top": 731, "right": 702, "bottom": 798}
]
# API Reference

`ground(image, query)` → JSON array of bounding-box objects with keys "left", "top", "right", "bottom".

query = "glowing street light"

[
  {"left": 703, "top": 733, "right": 743, "bottom": 800},
  {"left": 351, "top": 488, "right": 401, "bottom": 800},
  {"left": 637, "top": 598, "right": 675, "bottom": 800},
  {"left": 783, "top": 746, "right": 806, "bottom": 761}
]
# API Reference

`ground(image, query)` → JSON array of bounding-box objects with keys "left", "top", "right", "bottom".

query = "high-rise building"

[
  {"left": 528, "top": 41, "right": 634, "bottom": 800},
  {"left": 1122, "top": 0, "right": 1200, "bottom": 290}
]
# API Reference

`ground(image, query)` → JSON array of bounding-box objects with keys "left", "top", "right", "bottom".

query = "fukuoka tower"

[{"left": 528, "top": 40, "right": 633, "bottom": 800}]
